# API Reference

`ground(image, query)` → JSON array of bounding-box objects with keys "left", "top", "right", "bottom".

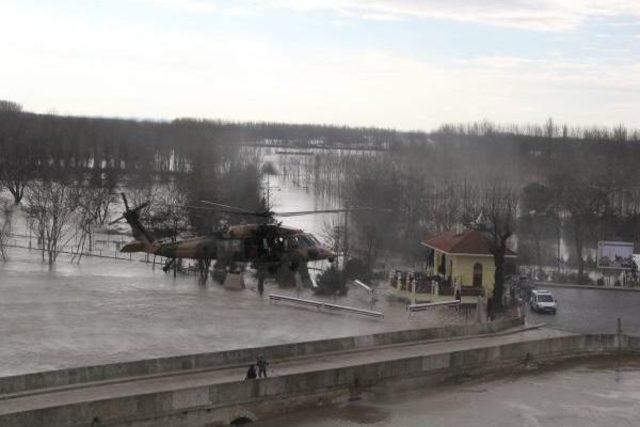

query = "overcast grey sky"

[{"left": 1, "top": 1, "right": 639, "bottom": 130}]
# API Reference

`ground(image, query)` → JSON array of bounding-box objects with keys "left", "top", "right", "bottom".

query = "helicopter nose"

[
  {"left": 307, "top": 246, "right": 333, "bottom": 261},
  {"left": 319, "top": 247, "right": 336, "bottom": 261}
]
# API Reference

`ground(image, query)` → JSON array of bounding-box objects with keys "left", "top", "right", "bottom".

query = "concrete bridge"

[{"left": 1, "top": 317, "right": 638, "bottom": 427}]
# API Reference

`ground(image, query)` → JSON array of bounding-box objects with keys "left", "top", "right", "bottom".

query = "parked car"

[{"left": 530, "top": 289, "right": 557, "bottom": 314}]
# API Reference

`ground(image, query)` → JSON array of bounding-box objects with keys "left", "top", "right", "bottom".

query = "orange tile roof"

[{"left": 422, "top": 229, "right": 516, "bottom": 256}]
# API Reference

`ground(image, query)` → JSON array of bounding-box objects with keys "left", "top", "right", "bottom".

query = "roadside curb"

[{"left": 534, "top": 282, "right": 640, "bottom": 293}]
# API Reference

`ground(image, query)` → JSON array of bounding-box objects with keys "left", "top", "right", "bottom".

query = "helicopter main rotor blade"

[
  {"left": 273, "top": 209, "right": 352, "bottom": 217},
  {"left": 133, "top": 201, "right": 150, "bottom": 212},
  {"left": 108, "top": 215, "right": 125, "bottom": 225},
  {"left": 200, "top": 200, "right": 272, "bottom": 217},
  {"left": 273, "top": 207, "right": 390, "bottom": 217},
  {"left": 157, "top": 202, "right": 265, "bottom": 217}
]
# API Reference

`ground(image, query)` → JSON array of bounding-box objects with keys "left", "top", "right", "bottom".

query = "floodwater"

[
  {"left": 3, "top": 149, "right": 640, "bottom": 427},
  {"left": 0, "top": 247, "right": 464, "bottom": 377},
  {"left": 0, "top": 148, "right": 469, "bottom": 376},
  {"left": 262, "top": 149, "right": 341, "bottom": 238},
  {"left": 256, "top": 360, "right": 640, "bottom": 427}
]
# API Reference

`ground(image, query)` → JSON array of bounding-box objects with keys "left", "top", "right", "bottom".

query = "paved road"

[
  {"left": 525, "top": 285, "right": 640, "bottom": 336},
  {"left": 0, "top": 327, "right": 572, "bottom": 416}
]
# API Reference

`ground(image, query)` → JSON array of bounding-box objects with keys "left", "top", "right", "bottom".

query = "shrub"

[{"left": 314, "top": 265, "right": 348, "bottom": 296}]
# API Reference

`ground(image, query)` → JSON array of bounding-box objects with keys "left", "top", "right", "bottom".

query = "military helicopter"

[{"left": 110, "top": 194, "right": 352, "bottom": 289}]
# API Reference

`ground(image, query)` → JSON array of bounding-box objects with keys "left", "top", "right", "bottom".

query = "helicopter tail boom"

[{"left": 112, "top": 193, "right": 156, "bottom": 253}]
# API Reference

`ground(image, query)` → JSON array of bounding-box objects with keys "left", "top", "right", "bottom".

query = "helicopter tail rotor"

[{"left": 109, "top": 193, "right": 150, "bottom": 225}]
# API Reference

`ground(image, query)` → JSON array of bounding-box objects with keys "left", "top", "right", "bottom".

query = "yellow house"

[{"left": 421, "top": 229, "right": 516, "bottom": 298}]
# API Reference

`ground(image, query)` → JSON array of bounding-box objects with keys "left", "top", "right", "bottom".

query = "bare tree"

[
  {"left": 0, "top": 165, "right": 30, "bottom": 204},
  {"left": 0, "top": 100, "right": 22, "bottom": 112},
  {"left": 475, "top": 184, "right": 518, "bottom": 311},
  {"left": 150, "top": 181, "right": 190, "bottom": 239},
  {"left": 321, "top": 219, "right": 343, "bottom": 266},
  {"left": 69, "top": 168, "right": 120, "bottom": 262},
  {"left": 0, "top": 200, "right": 13, "bottom": 261},
  {"left": 519, "top": 182, "right": 557, "bottom": 268},
  {"left": 550, "top": 174, "right": 609, "bottom": 282},
  {"left": 0, "top": 109, "right": 32, "bottom": 204},
  {"left": 25, "top": 181, "right": 79, "bottom": 266},
  {"left": 71, "top": 186, "right": 117, "bottom": 261}
]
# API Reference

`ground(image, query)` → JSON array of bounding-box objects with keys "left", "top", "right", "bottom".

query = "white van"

[{"left": 530, "top": 289, "right": 557, "bottom": 314}]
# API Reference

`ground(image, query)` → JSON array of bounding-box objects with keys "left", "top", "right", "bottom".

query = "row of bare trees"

[
  {"left": 270, "top": 120, "right": 640, "bottom": 302},
  {"left": 437, "top": 118, "right": 640, "bottom": 142},
  {"left": 4, "top": 99, "right": 640, "bottom": 284},
  {"left": 0, "top": 200, "right": 12, "bottom": 261},
  {"left": 0, "top": 101, "right": 267, "bottom": 266}
]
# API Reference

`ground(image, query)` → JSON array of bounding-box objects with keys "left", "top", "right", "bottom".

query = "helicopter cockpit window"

[
  {"left": 305, "top": 234, "right": 321, "bottom": 245},
  {"left": 298, "top": 236, "right": 310, "bottom": 248},
  {"left": 297, "top": 234, "right": 318, "bottom": 248},
  {"left": 285, "top": 236, "right": 299, "bottom": 250}
]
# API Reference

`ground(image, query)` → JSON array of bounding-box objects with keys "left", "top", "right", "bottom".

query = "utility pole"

[
  {"left": 173, "top": 216, "right": 178, "bottom": 278},
  {"left": 556, "top": 207, "right": 561, "bottom": 274},
  {"left": 264, "top": 176, "right": 280, "bottom": 210},
  {"left": 343, "top": 203, "right": 349, "bottom": 267},
  {"left": 266, "top": 177, "right": 271, "bottom": 209}
]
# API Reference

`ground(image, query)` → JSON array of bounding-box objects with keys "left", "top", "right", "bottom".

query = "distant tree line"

[
  {"left": 3, "top": 100, "right": 640, "bottom": 286},
  {"left": 0, "top": 101, "right": 269, "bottom": 264},
  {"left": 275, "top": 118, "right": 640, "bottom": 300}
]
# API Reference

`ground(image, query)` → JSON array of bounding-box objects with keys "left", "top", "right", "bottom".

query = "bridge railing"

[
  {"left": 353, "top": 279, "right": 373, "bottom": 294},
  {"left": 407, "top": 300, "right": 461, "bottom": 312},
  {"left": 269, "top": 294, "right": 384, "bottom": 318}
]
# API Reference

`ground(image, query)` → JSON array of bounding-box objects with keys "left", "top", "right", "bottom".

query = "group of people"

[{"left": 245, "top": 354, "right": 269, "bottom": 380}]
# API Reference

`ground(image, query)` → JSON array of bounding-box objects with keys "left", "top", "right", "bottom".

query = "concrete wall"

[
  {"left": 452, "top": 255, "right": 495, "bottom": 292},
  {"left": 434, "top": 250, "right": 495, "bottom": 293},
  {"left": 2, "top": 333, "right": 637, "bottom": 427},
  {"left": 0, "top": 317, "right": 523, "bottom": 396}
]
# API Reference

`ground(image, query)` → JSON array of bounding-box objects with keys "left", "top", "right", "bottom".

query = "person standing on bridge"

[
  {"left": 257, "top": 354, "right": 269, "bottom": 378},
  {"left": 245, "top": 364, "right": 257, "bottom": 380}
]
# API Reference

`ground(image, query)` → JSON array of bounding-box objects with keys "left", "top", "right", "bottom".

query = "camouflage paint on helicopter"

[
  {"left": 113, "top": 195, "right": 337, "bottom": 285},
  {"left": 121, "top": 223, "right": 334, "bottom": 264}
]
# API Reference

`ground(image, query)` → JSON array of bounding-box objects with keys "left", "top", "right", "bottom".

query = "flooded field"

[
  {"left": 0, "top": 149, "right": 459, "bottom": 376},
  {"left": 256, "top": 360, "right": 640, "bottom": 427},
  {"left": 0, "top": 247, "right": 465, "bottom": 377}
]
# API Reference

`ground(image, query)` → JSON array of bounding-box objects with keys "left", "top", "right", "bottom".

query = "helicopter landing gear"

[
  {"left": 223, "top": 263, "right": 245, "bottom": 290},
  {"left": 275, "top": 263, "right": 296, "bottom": 288},
  {"left": 211, "top": 259, "right": 229, "bottom": 285},
  {"left": 257, "top": 268, "right": 265, "bottom": 296},
  {"left": 211, "top": 266, "right": 227, "bottom": 284},
  {"left": 162, "top": 258, "right": 176, "bottom": 273},
  {"left": 199, "top": 258, "right": 212, "bottom": 279},
  {"left": 211, "top": 260, "right": 246, "bottom": 290},
  {"left": 296, "top": 262, "right": 312, "bottom": 288}
]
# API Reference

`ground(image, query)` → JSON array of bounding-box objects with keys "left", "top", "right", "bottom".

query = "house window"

[
  {"left": 426, "top": 249, "right": 434, "bottom": 268},
  {"left": 438, "top": 253, "right": 446, "bottom": 275},
  {"left": 473, "top": 262, "right": 483, "bottom": 287}
]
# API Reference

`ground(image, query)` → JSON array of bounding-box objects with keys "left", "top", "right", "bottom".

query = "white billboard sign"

[{"left": 597, "top": 241, "right": 635, "bottom": 270}]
